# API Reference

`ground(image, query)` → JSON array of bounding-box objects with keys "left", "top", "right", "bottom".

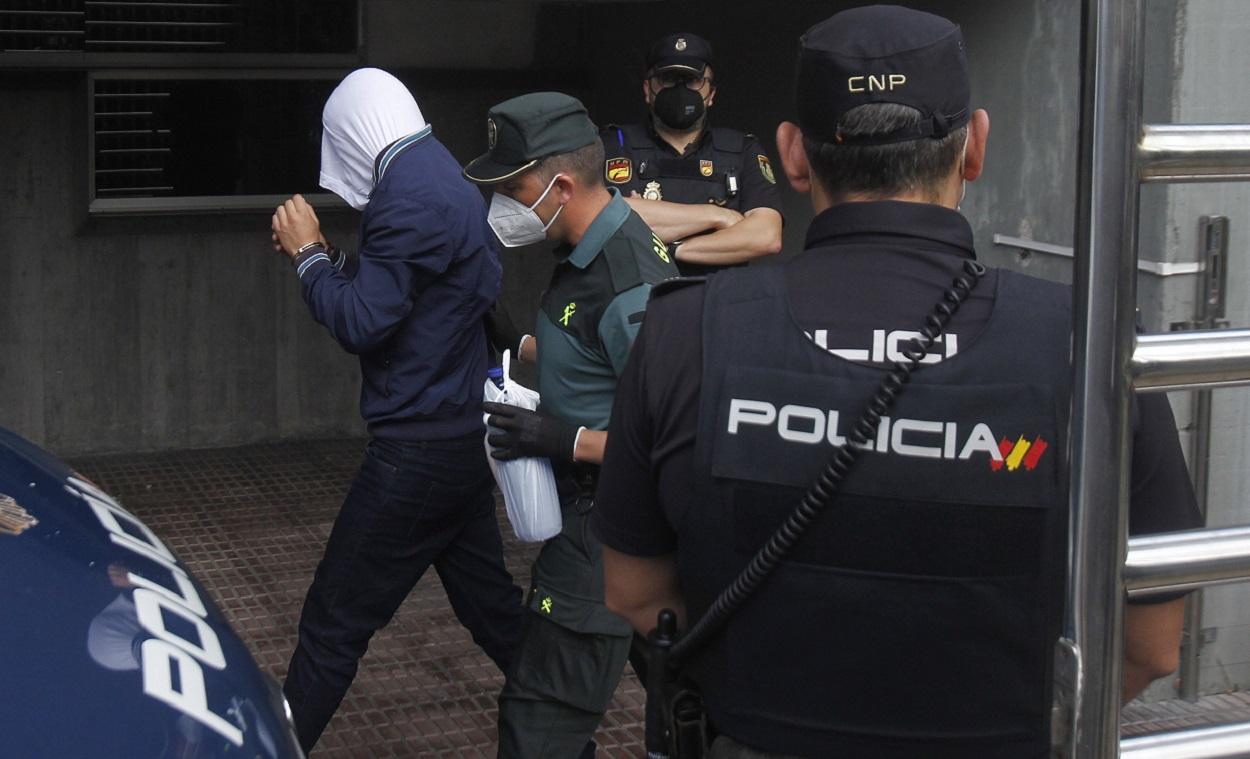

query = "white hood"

[{"left": 319, "top": 68, "right": 428, "bottom": 210}]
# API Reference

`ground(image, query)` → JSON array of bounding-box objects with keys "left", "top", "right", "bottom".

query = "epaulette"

[
  {"left": 649, "top": 276, "right": 708, "bottom": 303},
  {"left": 710, "top": 127, "right": 746, "bottom": 153}
]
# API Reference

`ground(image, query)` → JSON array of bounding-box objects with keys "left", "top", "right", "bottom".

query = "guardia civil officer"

[
  {"left": 601, "top": 33, "right": 783, "bottom": 275},
  {"left": 463, "top": 93, "right": 680, "bottom": 758},
  {"left": 592, "top": 8, "right": 1201, "bottom": 758}
]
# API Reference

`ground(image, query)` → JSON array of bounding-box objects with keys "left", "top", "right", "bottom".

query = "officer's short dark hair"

[
  {"left": 803, "top": 103, "right": 967, "bottom": 202},
  {"left": 535, "top": 139, "right": 605, "bottom": 189}
]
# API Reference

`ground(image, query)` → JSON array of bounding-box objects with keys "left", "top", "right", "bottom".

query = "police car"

[{"left": 0, "top": 426, "right": 304, "bottom": 758}]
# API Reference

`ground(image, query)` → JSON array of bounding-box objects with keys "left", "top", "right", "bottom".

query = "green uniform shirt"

[{"left": 535, "top": 188, "right": 679, "bottom": 430}]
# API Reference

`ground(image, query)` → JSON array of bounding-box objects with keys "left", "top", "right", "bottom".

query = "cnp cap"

[
  {"left": 796, "top": 5, "right": 970, "bottom": 146},
  {"left": 647, "top": 32, "right": 713, "bottom": 76},
  {"left": 463, "top": 92, "right": 598, "bottom": 184}
]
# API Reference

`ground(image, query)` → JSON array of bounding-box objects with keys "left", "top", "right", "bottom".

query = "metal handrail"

[
  {"left": 1121, "top": 722, "right": 1250, "bottom": 758},
  {"left": 1069, "top": 1, "right": 1250, "bottom": 757},
  {"left": 1125, "top": 526, "right": 1250, "bottom": 597},
  {"left": 1063, "top": 1, "right": 1145, "bottom": 755},
  {"left": 1131, "top": 330, "right": 1250, "bottom": 392},
  {"left": 1139, "top": 125, "right": 1250, "bottom": 183}
]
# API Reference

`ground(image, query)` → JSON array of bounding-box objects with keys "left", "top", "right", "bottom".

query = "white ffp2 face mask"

[{"left": 487, "top": 174, "right": 564, "bottom": 248}]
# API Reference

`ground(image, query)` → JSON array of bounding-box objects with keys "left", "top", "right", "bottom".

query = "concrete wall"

[
  {"left": 0, "top": 74, "right": 365, "bottom": 456},
  {"left": 1, "top": 0, "right": 838, "bottom": 456}
]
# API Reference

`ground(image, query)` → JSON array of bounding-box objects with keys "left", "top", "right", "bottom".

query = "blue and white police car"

[{"left": 0, "top": 426, "right": 303, "bottom": 758}]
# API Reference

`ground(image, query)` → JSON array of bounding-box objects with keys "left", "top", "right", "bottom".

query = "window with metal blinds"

[
  {"left": 1, "top": 1, "right": 356, "bottom": 55},
  {"left": 89, "top": 74, "right": 339, "bottom": 211},
  {"left": 93, "top": 78, "right": 174, "bottom": 198}
]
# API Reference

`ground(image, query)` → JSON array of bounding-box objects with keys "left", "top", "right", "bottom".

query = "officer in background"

[
  {"left": 463, "top": 92, "right": 679, "bottom": 758},
  {"left": 602, "top": 33, "right": 783, "bottom": 275},
  {"left": 593, "top": 7, "right": 1201, "bottom": 758}
]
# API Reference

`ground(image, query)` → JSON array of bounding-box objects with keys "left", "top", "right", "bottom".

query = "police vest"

[
  {"left": 603, "top": 123, "right": 747, "bottom": 209},
  {"left": 686, "top": 264, "right": 1071, "bottom": 759}
]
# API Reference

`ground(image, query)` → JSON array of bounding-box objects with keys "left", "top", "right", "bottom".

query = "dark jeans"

[{"left": 284, "top": 435, "right": 525, "bottom": 753}]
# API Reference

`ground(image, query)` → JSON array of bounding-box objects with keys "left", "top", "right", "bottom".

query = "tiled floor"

[
  {"left": 70, "top": 438, "right": 1250, "bottom": 758},
  {"left": 71, "top": 438, "right": 644, "bottom": 758}
]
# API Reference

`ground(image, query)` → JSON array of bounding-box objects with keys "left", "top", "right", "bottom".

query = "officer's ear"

[
  {"left": 552, "top": 172, "right": 577, "bottom": 204},
  {"left": 775, "top": 121, "right": 812, "bottom": 195},
  {"left": 963, "top": 109, "right": 990, "bottom": 182}
]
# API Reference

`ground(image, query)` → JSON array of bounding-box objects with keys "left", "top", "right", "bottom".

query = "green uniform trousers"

[{"left": 496, "top": 491, "right": 634, "bottom": 758}]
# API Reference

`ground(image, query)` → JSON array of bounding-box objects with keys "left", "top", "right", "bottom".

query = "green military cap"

[{"left": 463, "top": 91, "right": 599, "bottom": 184}]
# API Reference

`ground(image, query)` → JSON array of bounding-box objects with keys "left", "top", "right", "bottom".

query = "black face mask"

[{"left": 652, "top": 86, "right": 705, "bottom": 130}]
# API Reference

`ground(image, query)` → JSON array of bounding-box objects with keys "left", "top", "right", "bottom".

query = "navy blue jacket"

[{"left": 295, "top": 129, "right": 501, "bottom": 440}]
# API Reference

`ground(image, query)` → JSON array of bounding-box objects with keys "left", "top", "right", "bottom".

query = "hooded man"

[{"left": 270, "top": 67, "right": 524, "bottom": 753}]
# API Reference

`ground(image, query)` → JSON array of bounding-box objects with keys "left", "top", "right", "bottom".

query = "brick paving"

[
  {"left": 72, "top": 438, "right": 644, "bottom": 758},
  {"left": 71, "top": 438, "right": 1250, "bottom": 757}
]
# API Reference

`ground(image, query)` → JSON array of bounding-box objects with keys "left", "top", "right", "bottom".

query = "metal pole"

[
  {"left": 1062, "top": 0, "right": 1145, "bottom": 756},
  {"left": 1124, "top": 526, "right": 1250, "bottom": 597},
  {"left": 1121, "top": 721, "right": 1250, "bottom": 758},
  {"left": 1131, "top": 330, "right": 1250, "bottom": 391},
  {"left": 1139, "top": 125, "right": 1250, "bottom": 183}
]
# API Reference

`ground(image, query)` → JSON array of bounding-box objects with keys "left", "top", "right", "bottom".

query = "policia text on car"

[{"left": 593, "top": 6, "right": 1202, "bottom": 759}]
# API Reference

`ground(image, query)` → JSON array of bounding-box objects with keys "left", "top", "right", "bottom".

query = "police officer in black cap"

[
  {"left": 601, "top": 32, "right": 784, "bottom": 276},
  {"left": 593, "top": 6, "right": 1200, "bottom": 758}
]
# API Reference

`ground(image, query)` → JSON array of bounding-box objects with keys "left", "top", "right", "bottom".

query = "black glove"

[
  {"left": 484, "top": 302, "right": 526, "bottom": 356},
  {"left": 484, "top": 402, "right": 581, "bottom": 462}
]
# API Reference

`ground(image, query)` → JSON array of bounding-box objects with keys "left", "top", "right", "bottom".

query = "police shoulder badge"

[
  {"left": 487, "top": 118, "right": 498, "bottom": 149},
  {"left": 643, "top": 180, "right": 663, "bottom": 201},
  {"left": 757, "top": 154, "right": 776, "bottom": 184},
  {"left": 699, "top": 159, "right": 714, "bottom": 177},
  {"left": 605, "top": 158, "right": 632, "bottom": 184}
]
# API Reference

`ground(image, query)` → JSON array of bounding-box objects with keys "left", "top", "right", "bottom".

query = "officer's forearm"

[
  {"left": 518, "top": 334, "right": 537, "bottom": 363},
  {"left": 1122, "top": 597, "right": 1185, "bottom": 702},
  {"left": 624, "top": 196, "right": 737, "bottom": 242},
  {"left": 573, "top": 428, "right": 607, "bottom": 464},
  {"left": 602, "top": 547, "right": 686, "bottom": 634},
  {"left": 674, "top": 208, "right": 783, "bottom": 265}
]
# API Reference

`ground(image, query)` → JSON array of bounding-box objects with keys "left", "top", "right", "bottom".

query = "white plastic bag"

[{"left": 483, "top": 350, "right": 562, "bottom": 542}]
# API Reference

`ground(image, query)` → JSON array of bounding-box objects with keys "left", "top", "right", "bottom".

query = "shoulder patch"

[
  {"left": 757, "top": 154, "right": 776, "bottom": 184},
  {"left": 605, "top": 157, "right": 632, "bottom": 184},
  {"left": 650, "top": 231, "right": 671, "bottom": 264}
]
